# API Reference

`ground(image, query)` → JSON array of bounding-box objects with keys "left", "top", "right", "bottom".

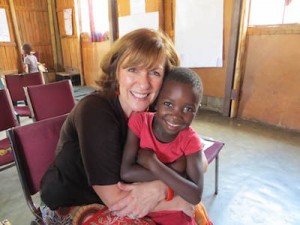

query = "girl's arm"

[
  {"left": 138, "top": 149, "right": 203, "bottom": 205},
  {"left": 120, "top": 129, "right": 157, "bottom": 182}
]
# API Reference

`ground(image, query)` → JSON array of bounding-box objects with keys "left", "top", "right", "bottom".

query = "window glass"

[
  {"left": 284, "top": 0, "right": 300, "bottom": 23},
  {"left": 79, "top": 0, "right": 109, "bottom": 42},
  {"left": 249, "top": 0, "right": 300, "bottom": 26},
  {"left": 0, "top": 8, "right": 11, "bottom": 42}
]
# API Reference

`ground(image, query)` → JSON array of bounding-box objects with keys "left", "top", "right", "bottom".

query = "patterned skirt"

[{"left": 40, "top": 203, "right": 213, "bottom": 225}]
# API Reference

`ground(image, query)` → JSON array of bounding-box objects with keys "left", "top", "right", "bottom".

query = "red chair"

[
  {"left": 7, "top": 114, "right": 68, "bottom": 224},
  {"left": 202, "top": 137, "right": 224, "bottom": 195},
  {"left": 25, "top": 80, "right": 76, "bottom": 121},
  {"left": 4, "top": 73, "right": 44, "bottom": 123},
  {"left": 0, "top": 89, "right": 18, "bottom": 171}
]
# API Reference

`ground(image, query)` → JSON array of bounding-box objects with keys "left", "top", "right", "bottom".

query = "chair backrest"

[
  {"left": 4, "top": 73, "right": 44, "bottom": 102},
  {"left": 7, "top": 114, "right": 67, "bottom": 217},
  {"left": 25, "top": 80, "right": 76, "bottom": 121},
  {"left": 0, "top": 89, "right": 18, "bottom": 131}
]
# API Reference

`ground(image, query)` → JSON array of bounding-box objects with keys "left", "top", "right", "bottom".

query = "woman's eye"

[
  {"left": 149, "top": 70, "right": 161, "bottom": 77},
  {"left": 128, "top": 67, "right": 137, "bottom": 73}
]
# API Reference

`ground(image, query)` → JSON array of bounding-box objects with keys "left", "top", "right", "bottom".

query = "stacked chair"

[
  {"left": 25, "top": 80, "right": 76, "bottom": 121},
  {"left": 4, "top": 73, "right": 44, "bottom": 123},
  {"left": 7, "top": 114, "right": 68, "bottom": 224},
  {"left": 5, "top": 79, "right": 76, "bottom": 223},
  {"left": 0, "top": 89, "right": 18, "bottom": 171}
]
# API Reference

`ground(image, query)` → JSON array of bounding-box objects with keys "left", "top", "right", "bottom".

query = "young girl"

[
  {"left": 121, "top": 67, "right": 212, "bottom": 225},
  {"left": 22, "top": 43, "right": 39, "bottom": 73}
]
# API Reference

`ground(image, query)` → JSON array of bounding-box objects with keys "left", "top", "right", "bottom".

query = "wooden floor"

[{"left": 1, "top": 108, "right": 300, "bottom": 225}]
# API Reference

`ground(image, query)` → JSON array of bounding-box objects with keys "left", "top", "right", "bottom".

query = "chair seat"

[
  {"left": 0, "top": 138, "right": 11, "bottom": 149},
  {"left": 14, "top": 105, "right": 31, "bottom": 116},
  {"left": 0, "top": 138, "right": 14, "bottom": 166},
  {"left": 0, "top": 149, "right": 14, "bottom": 166}
]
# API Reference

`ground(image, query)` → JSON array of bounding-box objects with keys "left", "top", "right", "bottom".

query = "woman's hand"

[
  {"left": 174, "top": 196, "right": 196, "bottom": 217},
  {"left": 153, "top": 195, "right": 196, "bottom": 218},
  {"left": 109, "top": 180, "right": 166, "bottom": 218}
]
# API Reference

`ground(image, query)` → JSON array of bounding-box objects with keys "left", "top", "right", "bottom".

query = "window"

[
  {"left": 249, "top": 0, "right": 300, "bottom": 26},
  {"left": 0, "top": 8, "right": 11, "bottom": 42},
  {"left": 80, "top": 0, "right": 109, "bottom": 42}
]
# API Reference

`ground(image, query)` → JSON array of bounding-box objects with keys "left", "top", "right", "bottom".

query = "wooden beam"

[
  {"left": 8, "top": 0, "right": 23, "bottom": 69},
  {"left": 51, "top": 0, "right": 63, "bottom": 71},
  {"left": 222, "top": 0, "right": 243, "bottom": 116},
  {"left": 109, "top": 0, "right": 118, "bottom": 42},
  {"left": 230, "top": 0, "right": 251, "bottom": 118},
  {"left": 47, "top": 0, "right": 58, "bottom": 71}
]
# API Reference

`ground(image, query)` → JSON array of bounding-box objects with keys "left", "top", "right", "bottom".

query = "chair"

[
  {"left": 4, "top": 73, "right": 44, "bottom": 123},
  {"left": 0, "top": 89, "right": 19, "bottom": 171},
  {"left": 202, "top": 137, "right": 224, "bottom": 195},
  {"left": 7, "top": 114, "right": 68, "bottom": 224},
  {"left": 25, "top": 80, "right": 76, "bottom": 121}
]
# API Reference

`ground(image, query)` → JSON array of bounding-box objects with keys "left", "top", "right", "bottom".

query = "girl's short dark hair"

[{"left": 164, "top": 67, "right": 203, "bottom": 99}]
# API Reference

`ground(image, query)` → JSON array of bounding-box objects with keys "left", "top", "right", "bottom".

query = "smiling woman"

[{"left": 39, "top": 28, "right": 183, "bottom": 225}]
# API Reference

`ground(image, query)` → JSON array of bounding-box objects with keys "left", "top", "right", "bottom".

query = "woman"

[{"left": 40, "top": 28, "right": 197, "bottom": 224}]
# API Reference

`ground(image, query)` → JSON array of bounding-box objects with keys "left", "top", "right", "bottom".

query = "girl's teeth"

[{"left": 166, "top": 121, "right": 180, "bottom": 127}]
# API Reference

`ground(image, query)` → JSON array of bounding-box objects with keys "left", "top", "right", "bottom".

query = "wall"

[
  {"left": 193, "top": 0, "right": 233, "bottom": 111},
  {"left": 81, "top": 37, "right": 110, "bottom": 87},
  {"left": 238, "top": 28, "right": 300, "bottom": 131},
  {"left": 56, "top": 0, "right": 81, "bottom": 73},
  {"left": 0, "top": 0, "right": 21, "bottom": 74},
  {"left": 0, "top": 0, "right": 54, "bottom": 75}
]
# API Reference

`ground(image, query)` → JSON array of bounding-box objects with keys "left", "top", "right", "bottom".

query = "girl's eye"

[
  {"left": 183, "top": 106, "right": 194, "bottom": 113},
  {"left": 163, "top": 102, "right": 172, "bottom": 108}
]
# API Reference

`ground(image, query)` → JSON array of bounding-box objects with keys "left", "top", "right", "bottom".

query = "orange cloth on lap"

[{"left": 195, "top": 203, "right": 213, "bottom": 225}]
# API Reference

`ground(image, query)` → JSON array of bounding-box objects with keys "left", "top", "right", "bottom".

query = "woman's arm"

[
  {"left": 120, "top": 129, "right": 157, "bottom": 182},
  {"left": 108, "top": 181, "right": 196, "bottom": 218},
  {"left": 138, "top": 149, "right": 203, "bottom": 205}
]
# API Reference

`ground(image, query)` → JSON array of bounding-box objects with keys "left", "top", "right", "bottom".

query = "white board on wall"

[
  {"left": 118, "top": 12, "right": 159, "bottom": 37},
  {"left": 175, "top": 0, "right": 224, "bottom": 67}
]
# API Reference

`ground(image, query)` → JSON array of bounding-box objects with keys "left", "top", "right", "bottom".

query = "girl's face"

[
  {"left": 153, "top": 80, "right": 200, "bottom": 142},
  {"left": 118, "top": 58, "right": 165, "bottom": 117}
]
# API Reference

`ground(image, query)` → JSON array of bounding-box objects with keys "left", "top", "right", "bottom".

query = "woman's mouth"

[{"left": 130, "top": 91, "right": 149, "bottom": 99}]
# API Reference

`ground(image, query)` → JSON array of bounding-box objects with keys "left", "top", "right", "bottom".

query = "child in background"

[
  {"left": 22, "top": 43, "right": 39, "bottom": 73},
  {"left": 121, "top": 67, "right": 212, "bottom": 225}
]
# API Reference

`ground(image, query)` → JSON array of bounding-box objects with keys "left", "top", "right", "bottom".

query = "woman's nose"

[{"left": 137, "top": 72, "right": 151, "bottom": 89}]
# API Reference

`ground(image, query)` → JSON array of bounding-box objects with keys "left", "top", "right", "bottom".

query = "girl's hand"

[{"left": 109, "top": 181, "right": 165, "bottom": 218}]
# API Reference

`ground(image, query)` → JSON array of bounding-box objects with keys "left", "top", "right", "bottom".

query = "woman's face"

[{"left": 118, "top": 58, "right": 165, "bottom": 117}]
